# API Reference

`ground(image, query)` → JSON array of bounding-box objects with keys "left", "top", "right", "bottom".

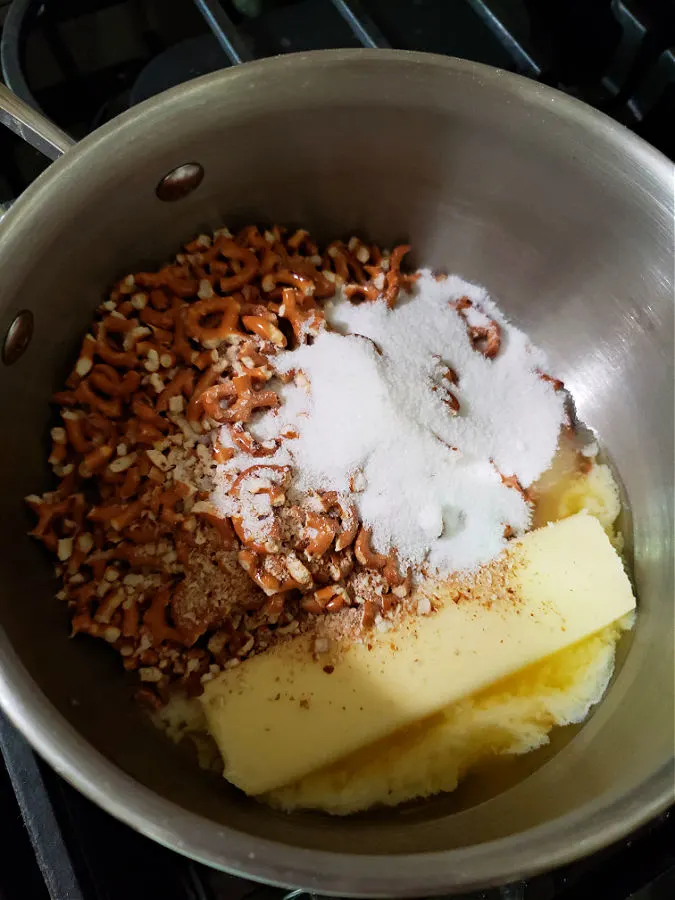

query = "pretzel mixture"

[
  {"left": 27, "top": 218, "right": 584, "bottom": 713},
  {"left": 26, "top": 226, "right": 436, "bottom": 708}
]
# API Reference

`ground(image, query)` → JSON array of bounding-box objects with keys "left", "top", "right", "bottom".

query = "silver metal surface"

[
  {"left": 0, "top": 199, "right": 14, "bottom": 223},
  {"left": 0, "top": 82, "right": 73, "bottom": 161},
  {"left": 156, "top": 163, "right": 205, "bottom": 201},
  {"left": 0, "top": 50, "right": 671, "bottom": 897}
]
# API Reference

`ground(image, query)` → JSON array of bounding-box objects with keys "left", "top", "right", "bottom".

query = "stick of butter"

[{"left": 200, "top": 514, "right": 635, "bottom": 795}]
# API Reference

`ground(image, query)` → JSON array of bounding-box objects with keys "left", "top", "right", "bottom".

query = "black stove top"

[
  {"left": 2, "top": 707, "right": 674, "bottom": 900},
  {"left": 0, "top": 2, "right": 673, "bottom": 898}
]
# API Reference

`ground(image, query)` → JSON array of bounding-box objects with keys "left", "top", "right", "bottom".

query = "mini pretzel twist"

[
  {"left": 195, "top": 510, "right": 236, "bottom": 547},
  {"left": 234, "top": 341, "right": 274, "bottom": 384},
  {"left": 185, "top": 366, "right": 221, "bottom": 423},
  {"left": 382, "top": 244, "right": 416, "bottom": 309},
  {"left": 451, "top": 296, "right": 502, "bottom": 359},
  {"left": 303, "top": 512, "right": 339, "bottom": 559},
  {"left": 315, "top": 491, "right": 359, "bottom": 552},
  {"left": 228, "top": 422, "right": 279, "bottom": 458},
  {"left": 156, "top": 369, "right": 195, "bottom": 412},
  {"left": 302, "top": 584, "right": 348, "bottom": 615},
  {"left": 75, "top": 380, "right": 122, "bottom": 419},
  {"left": 61, "top": 410, "right": 95, "bottom": 454},
  {"left": 286, "top": 228, "right": 318, "bottom": 255},
  {"left": 143, "top": 588, "right": 183, "bottom": 646},
  {"left": 431, "top": 383, "right": 460, "bottom": 415},
  {"left": 89, "top": 364, "right": 141, "bottom": 397},
  {"left": 241, "top": 315, "right": 287, "bottom": 348},
  {"left": 71, "top": 333, "right": 97, "bottom": 380},
  {"left": 343, "top": 282, "right": 382, "bottom": 303},
  {"left": 354, "top": 526, "right": 388, "bottom": 569},
  {"left": 135, "top": 265, "right": 198, "bottom": 298},
  {"left": 185, "top": 295, "right": 244, "bottom": 348},
  {"left": 201, "top": 374, "right": 279, "bottom": 424},
  {"left": 278, "top": 288, "right": 325, "bottom": 344},
  {"left": 383, "top": 552, "right": 412, "bottom": 598},
  {"left": 48, "top": 427, "right": 68, "bottom": 468},
  {"left": 28, "top": 223, "right": 453, "bottom": 704},
  {"left": 94, "top": 320, "right": 139, "bottom": 369},
  {"left": 140, "top": 305, "right": 174, "bottom": 331},
  {"left": 537, "top": 370, "right": 565, "bottom": 391},
  {"left": 326, "top": 241, "right": 367, "bottom": 284},
  {"left": 209, "top": 239, "right": 258, "bottom": 293},
  {"left": 228, "top": 465, "right": 290, "bottom": 553},
  {"left": 238, "top": 549, "right": 301, "bottom": 597},
  {"left": 79, "top": 444, "right": 114, "bottom": 478},
  {"left": 492, "top": 462, "right": 531, "bottom": 502},
  {"left": 340, "top": 243, "right": 416, "bottom": 310}
]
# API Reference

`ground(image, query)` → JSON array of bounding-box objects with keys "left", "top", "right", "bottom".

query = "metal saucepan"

[{"left": 0, "top": 50, "right": 672, "bottom": 897}]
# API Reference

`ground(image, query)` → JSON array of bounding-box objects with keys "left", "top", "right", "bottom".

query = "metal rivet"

[
  {"left": 156, "top": 163, "right": 204, "bottom": 201},
  {"left": 2, "top": 309, "right": 34, "bottom": 365}
]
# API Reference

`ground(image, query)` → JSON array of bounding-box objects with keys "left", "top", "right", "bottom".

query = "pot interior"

[{"left": 0, "top": 52, "right": 671, "bottom": 874}]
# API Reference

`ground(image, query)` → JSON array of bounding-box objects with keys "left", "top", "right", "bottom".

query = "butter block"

[
  {"left": 268, "top": 619, "right": 629, "bottom": 814},
  {"left": 200, "top": 514, "right": 635, "bottom": 795}
]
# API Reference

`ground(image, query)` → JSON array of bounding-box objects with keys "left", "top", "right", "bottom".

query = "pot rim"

[{"left": 0, "top": 49, "right": 672, "bottom": 896}]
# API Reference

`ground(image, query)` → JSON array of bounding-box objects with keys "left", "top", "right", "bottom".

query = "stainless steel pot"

[{"left": 0, "top": 50, "right": 672, "bottom": 897}]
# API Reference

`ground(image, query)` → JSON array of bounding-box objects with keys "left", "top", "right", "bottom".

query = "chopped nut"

[
  {"left": 123, "top": 573, "right": 146, "bottom": 587},
  {"left": 285, "top": 553, "right": 312, "bottom": 585},
  {"left": 198, "top": 279, "right": 215, "bottom": 299},
  {"left": 139, "top": 666, "right": 163, "bottom": 683},
  {"left": 144, "top": 349, "right": 160, "bottom": 372},
  {"left": 146, "top": 449, "right": 172, "bottom": 471},
  {"left": 108, "top": 452, "right": 137, "bottom": 473},
  {"left": 149, "top": 372, "right": 165, "bottom": 393},
  {"left": 57, "top": 538, "right": 73, "bottom": 561},
  {"left": 77, "top": 533, "right": 94, "bottom": 553},
  {"left": 26, "top": 226, "right": 432, "bottom": 709},
  {"left": 416, "top": 596, "right": 432, "bottom": 615},
  {"left": 349, "top": 469, "right": 367, "bottom": 492}
]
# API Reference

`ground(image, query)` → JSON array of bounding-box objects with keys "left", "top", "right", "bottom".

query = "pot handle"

[{"left": 0, "top": 82, "right": 74, "bottom": 161}]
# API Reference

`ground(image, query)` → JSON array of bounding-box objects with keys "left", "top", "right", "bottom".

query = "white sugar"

[{"left": 215, "top": 271, "right": 565, "bottom": 575}]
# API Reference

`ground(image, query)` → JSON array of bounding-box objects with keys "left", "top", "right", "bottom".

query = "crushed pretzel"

[
  {"left": 26, "top": 224, "right": 421, "bottom": 707},
  {"left": 452, "top": 296, "right": 502, "bottom": 359}
]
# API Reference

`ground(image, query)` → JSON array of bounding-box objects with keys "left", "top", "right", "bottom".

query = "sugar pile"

[{"left": 213, "top": 272, "right": 565, "bottom": 575}]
